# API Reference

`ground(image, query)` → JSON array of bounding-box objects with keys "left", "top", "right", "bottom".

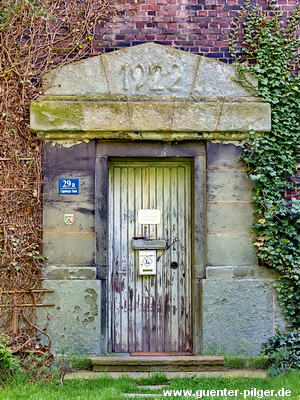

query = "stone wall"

[
  {"left": 39, "top": 140, "right": 103, "bottom": 355},
  {"left": 38, "top": 140, "right": 286, "bottom": 355},
  {"left": 33, "top": 44, "right": 282, "bottom": 355},
  {"left": 203, "top": 142, "right": 285, "bottom": 354}
]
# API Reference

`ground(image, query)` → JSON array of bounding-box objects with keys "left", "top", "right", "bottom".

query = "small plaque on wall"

[{"left": 59, "top": 178, "right": 80, "bottom": 194}]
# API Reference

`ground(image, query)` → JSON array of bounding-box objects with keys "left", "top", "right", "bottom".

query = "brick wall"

[{"left": 94, "top": 0, "right": 299, "bottom": 63}]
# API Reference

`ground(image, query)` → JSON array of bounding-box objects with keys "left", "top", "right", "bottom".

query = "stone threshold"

[{"left": 91, "top": 355, "right": 225, "bottom": 372}]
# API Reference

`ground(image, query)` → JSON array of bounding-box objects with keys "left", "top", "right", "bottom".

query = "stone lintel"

[{"left": 30, "top": 98, "right": 271, "bottom": 140}]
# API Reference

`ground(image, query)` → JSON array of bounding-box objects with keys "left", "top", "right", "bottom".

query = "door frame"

[{"left": 95, "top": 141, "right": 207, "bottom": 354}]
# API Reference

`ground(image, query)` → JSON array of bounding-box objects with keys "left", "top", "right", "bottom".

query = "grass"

[
  {"left": 0, "top": 371, "right": 300, "bottom": 400},
  {"left": 224, "top": 355, "right": 269, "bottom": 370}
]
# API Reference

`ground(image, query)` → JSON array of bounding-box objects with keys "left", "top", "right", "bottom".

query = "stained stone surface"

[
  {"left": 38, "top": 280, "right": 101, "bottom": 355},
  {"left": 30, "top": 45, "right": 279, "bottom": 357},
  {"left": 41, "top": 43, "right": 255, "bottom": 98},
  {"left": 193, "top": 57, "right": 255, "bottom": 97},
  {"left": 30, "top": 99, "right": 271, "bottom": 137},
  {"left": 101, "top": 43, "right": 200, "bottom": 96},
  {"left": 30, "top": 43, "right": 271, "bottom": 139},
  {"left": 43, "top": 56, "right": 108, "bottom": 95},
  {"left": 201, "top": 280, "right": 277, "bottom": 354}
]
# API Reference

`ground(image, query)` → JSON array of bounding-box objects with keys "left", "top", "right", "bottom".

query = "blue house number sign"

[{"left": 59, "top": 178, "right": 80, "bottom": 194}]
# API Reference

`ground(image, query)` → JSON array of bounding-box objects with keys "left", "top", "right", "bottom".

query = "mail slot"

[{"left": 131, "top": 237, "right": 167, "bottom": 250}]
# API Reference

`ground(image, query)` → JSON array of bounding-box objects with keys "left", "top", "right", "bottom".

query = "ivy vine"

[{"left": 230, "top": 1, "right": 300, "bottom": 327}]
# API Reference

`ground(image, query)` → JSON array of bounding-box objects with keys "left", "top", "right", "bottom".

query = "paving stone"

[{"left": 63, "top": 369, "right": 267, "bottom": 380}]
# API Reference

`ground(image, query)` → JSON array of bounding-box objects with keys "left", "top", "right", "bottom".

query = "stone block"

[
  {"left": 43, "top": 266, "right": 97, "bottom": 280},
  {"left": 172, "top": 102, "right": 220, "bottom": 131},
  {"left": 206, "top": 266, "right": 234, "bottom": 279},
  {"left": 83, "top": 102, "right": 131, "bottom": 131},
  {"left": 30, "top": 100, "right": 84, "bottom": 132},
  {"left": 43, "top": 232, "right": 94, "bottom": 265},
  {"left": 43, "top": 56, "right": 108, "bottom": 95},
  {"left": 207, "top": 203, "right": 254, "bottom": 233},
  {"left": 193, "top": 57, "right": 255, "bottom": 97},
  {"left": 128, "top": 102, "right": 174, "bottom": 131},
  {"left": 38, "top": 280, "right": 101, "bottom": 355},
  {"left": 101, "top": 42, "right": 200, "bottom": 96},
  {"left": 43, "top": 170, "right": 94, "bottom": 202},
  {"left": 273, "top": 290, "right": 287, "bottom": 330},
  {"left": 207, "top": 233, "right": 257, "bottom": 265},
  {"left": 206, "top": 142, "right": 244, "bottom": 170},
  {"left": 233, "top": 265, "right": 276, "bottom": 279},
  {"left": 30, "top": 99, "right": 271, "bottom": 136},
  {"left": 216, "top": 102, "right": 271, "bottom": 132},
  {"left": 207, "top": 171, "right": 254, "bottom": 202},
  {"left": 43, "top": 141, "right": 96, "bottom": 171},
  {"left": 43, "top": 202, "right": 94, "bottom": 233},
  {"left": 206, "top": 265, "right": 277, "bottom": 279},
  {"left": 42, "top": 43, "right": 257, "bottom": 98},
  {"left": 201, "top": 279, "right": 275, "bottom": 354}
]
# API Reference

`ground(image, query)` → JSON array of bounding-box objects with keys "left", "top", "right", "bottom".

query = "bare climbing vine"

[{"left": 0, "top": 0, "right": 138, "bottom": 355}]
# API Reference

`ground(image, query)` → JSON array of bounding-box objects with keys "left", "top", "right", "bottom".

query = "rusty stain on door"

[{"left": 108, "top": 160, "right": 192, "bottom": 353}]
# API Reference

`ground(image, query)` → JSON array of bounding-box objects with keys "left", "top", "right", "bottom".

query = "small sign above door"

[{"left": 138, "top": 209, "right": 161, "bottom": 225}]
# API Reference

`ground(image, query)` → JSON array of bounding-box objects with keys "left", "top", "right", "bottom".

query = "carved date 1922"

[{"left": 120, "top": 63, "right": 183, "bottom": 92}]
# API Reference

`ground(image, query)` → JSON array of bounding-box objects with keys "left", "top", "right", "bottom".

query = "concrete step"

[{"left": 91, "top": 355, "right": 225, "bottom": 372}]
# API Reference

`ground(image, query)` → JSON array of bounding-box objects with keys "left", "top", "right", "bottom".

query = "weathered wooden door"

[{"left": 108, "top": 160, "right": 192, "bottom": 353}]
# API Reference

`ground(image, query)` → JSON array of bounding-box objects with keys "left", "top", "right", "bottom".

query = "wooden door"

[{"left": 108, "top": 160, "right": 192, "bottom": 353}]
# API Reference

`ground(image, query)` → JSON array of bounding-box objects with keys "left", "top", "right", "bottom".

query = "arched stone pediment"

[{"left": 30, "top": 43, "right": 271, "bottom": 140}]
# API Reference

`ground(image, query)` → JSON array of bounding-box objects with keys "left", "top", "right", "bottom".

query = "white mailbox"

[{"left": 139, "top": 250, "right": 157, "bottom": 275}]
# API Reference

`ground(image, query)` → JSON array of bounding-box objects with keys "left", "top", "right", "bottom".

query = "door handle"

[{"left": 116, "top": 270, "right": 127, "bottom": 274}]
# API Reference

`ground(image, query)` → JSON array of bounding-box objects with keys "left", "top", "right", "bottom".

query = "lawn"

[{"left": 0, "top": 371, "right": 300, "bottom": 400}]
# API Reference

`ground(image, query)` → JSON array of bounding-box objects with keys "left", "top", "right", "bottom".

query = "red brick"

[{"left": 141, "top": 5, "right": 160, "bottom": 10}]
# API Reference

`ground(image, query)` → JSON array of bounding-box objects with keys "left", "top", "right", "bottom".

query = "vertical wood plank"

[
  {"left": 149, "top": 166, "right": 157, "bottom": 351},
  {"left": 170, "top": 165, "right": 179, "bottom": 351},
  {"left": 127, "top": 167, "right": 136, "bottom": 353},
  {"left": 141, "top": 166, "right": 150, "bottom": 351},
  {"left": 120, "top": 167, "right": 129, "bottom": 351},
  {"left": 156, "top": 167, "right": 165, "bottom": 351},
  {"left": 163, "top": 165, "right": 171, "bottom": 351},
  {"left": 135, "top": 167, "right": 143, "bottom": 352},
  {"left": 108, "top": 166, "right": 119, "bottom": 351},
  {"left": 178, "top": 165, "right": 187, "bottom": 350},
  {"left": 185, "top": 163, "right": 193, "bottom": 351}
]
